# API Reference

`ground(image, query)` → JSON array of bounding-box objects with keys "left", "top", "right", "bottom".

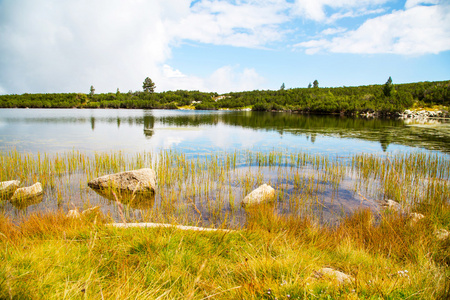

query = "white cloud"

[
  {"left": 405, "top": 0, "right": 439, "bottom": 9},
  {"left": 321, "top": 27, "right": 347, "bottom": 35},
  {"left": 292, "top": 0, "right": 389, "bottom": 22},
  {"left": 168, "top": 0, "right": 290, "bottom": 47},
  {"left": 162, "top": 65, "right": 186, "bottom": 78},
  {"left": 0, "top": 0, "right": 176, "bottom": 94},
  {"left": 158, "top": 64, "right": 266, "bottom": 93},
  {"left": 296, "top": 2, "right": 450, "bottom": 55}
]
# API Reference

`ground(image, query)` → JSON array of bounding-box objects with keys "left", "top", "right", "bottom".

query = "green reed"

[{"left": 1, "top": 149, "right": 449, "bottom": 228}]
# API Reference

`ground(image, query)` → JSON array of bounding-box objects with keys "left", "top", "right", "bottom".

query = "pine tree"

[
  {"left": 383, "top": 76, "right": 393, "bottom": 97},
  {"left": 143, "top": 77, "right": 156, "bottom": 93}
]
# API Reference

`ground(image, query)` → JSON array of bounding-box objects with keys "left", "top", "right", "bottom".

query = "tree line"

[{"left": 0, "top": 78, "right": 448, "bottom": 116}]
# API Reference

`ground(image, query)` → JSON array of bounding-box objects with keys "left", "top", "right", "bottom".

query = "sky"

[{"left": 0, "top": 0, "right": 449, "bottom": 95}]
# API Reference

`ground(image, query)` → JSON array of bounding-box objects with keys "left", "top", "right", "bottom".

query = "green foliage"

[{"left": 0, "top": 80, "right": 448, "bottom": 114}]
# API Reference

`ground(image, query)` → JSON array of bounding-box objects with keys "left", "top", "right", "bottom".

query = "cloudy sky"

[{"left": 0, "top": 0, "right": 449, "bottom": 95}]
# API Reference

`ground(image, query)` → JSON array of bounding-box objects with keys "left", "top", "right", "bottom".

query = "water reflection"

[{"left": 0, "top": 109, "right": 449, "bottom": 154}]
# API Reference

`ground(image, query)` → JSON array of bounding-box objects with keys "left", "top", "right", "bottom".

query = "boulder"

[
  {"left": 10, "top": 182, "right": 43, "bottom": 201},
  {"left": 241, "top": 184, "right": 275, "bottom": 207},
  {"left": 66, "top": 209, "right": 81, "bottom": 219},
  {"left": 0, "top": 180, "right": 20, "bottom": 199},
  {"left": 381, "top": 199, "right": 403, "bottom": 212},
  {"left": 409, "top": 212, "right": 425, "bottom": 224},
  {"left": 313, "top": 267, "right": 354, "bottom": 284},
  {"left": 88, "top": 168, "right": 157, "bottom": 194},
  {"left": 435, "top": 229, "right": 449, "bottom": 241}
]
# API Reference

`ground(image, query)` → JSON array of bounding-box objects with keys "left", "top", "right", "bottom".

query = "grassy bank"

[
  {"left": 1, "top": 206, "right": 449, "bottom": 299},
  {"left": 0, "top": 149, "right": 449, "bottom": 298}
]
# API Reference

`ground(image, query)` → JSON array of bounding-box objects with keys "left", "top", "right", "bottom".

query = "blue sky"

[{"left": 0, "top": 0, "right": 449, "bottom": 94}]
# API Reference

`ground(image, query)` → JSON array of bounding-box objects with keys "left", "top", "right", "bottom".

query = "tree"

[
  {"left": 89, "top": 85, "right": 95, "bottom": 97},
  {"left": 383, "top": 76, "right": 393, "bottom": 97},
  {"left": 143, "top": 77, "right": 156, "bottom": 93},
  {"left": 280, "top": 83, "right": 285, "bottom": 90},
  {"left": 308, "top": 83, "right": 312, "bottom": 88},
  {"left": 313, "top": 80, "right": 319, "bottom": 88}
]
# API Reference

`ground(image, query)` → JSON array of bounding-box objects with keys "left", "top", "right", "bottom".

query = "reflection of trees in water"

[
  {"left": 143, "top": 115, "right": 155, "bottom": 138},
  {"left": 34, "top": 110, "right": 448, "bottom": 153}
]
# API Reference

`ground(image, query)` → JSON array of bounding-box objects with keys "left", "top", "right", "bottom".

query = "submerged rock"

[
  {"left": 0, "top": 180, "right": 20, "bottom": 199},
  {"left": 241, "top": 184, "right": 275, "bottom": 207},
  {"left": 10, "top": 182, "right": 43, "bottom": 201},
  {"left": 88, "top": 168, "right": 157, "bottom": 194}
]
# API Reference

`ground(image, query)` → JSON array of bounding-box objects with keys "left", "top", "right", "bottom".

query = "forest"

[{"left": 0, "top": 80, "right": 448, "bottom": 116}]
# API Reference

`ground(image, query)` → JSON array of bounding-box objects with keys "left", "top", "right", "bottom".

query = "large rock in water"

[
  {"left": 241, "top": 184, "right": 275, "bottom": 207},
  {"left": 10, "top": 182, "right": 43, "bottom": 201},
  {"left": 0, "top": 180, "right": 20, "bottom": 199},
  {"left": 88, "top": 168, "right": 157, "bottom": 195},
  {"left": 10, "top": 182, "right": 44, "bottom": 209}
]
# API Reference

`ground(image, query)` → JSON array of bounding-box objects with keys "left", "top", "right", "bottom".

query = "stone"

[
  {"left": 10, "top": 182, "right": 43, "bottom": 201},
  {"left": 313, "top": 268, "right": 354, "bottom": 284},
  {"left": 0, "top": 180, "right": 20, "bottom": 199},
  {"left": 381, "top": 199, "right": 403, "bottom": 212},
  {"left": 88, "top": 168, "right": 157, "bottom": 194},
  {"left": 241, "top": 184, "right": 275, "bottom": 207},
  {"left": 66, "top": 209, "right": 81, "bottom": 219},
  {"left": 409, "top": 212, "right": 425, "bottom": 224},
  {"left": 435, "top": 229, "right": 449, "bottom": 241}
]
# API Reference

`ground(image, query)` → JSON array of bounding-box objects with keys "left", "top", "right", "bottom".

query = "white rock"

[
  {"left": 10, "top": 182, "right": 43, "bottom": 201},
  {"left": 313, "top": 268, "right": 354, "bottom": 284},
  {"left": 435, "top": 229, "right": 449, "bottom": 241},
  {"left": 241, "top": 184, "right": 275, "bottom": 207},
  {"left": 409, "top": 212, "right": 425, "bottom": 224},
  {"left": 381, "top": 199, "right": 403, "bottom": 212},
  {"left": 0, "top": 180, "right": 20, "bottom": 198},
  {"left": 88, "top": 168, "right": 157, "bottom": 194},
  {"left": 66, "top": 209, "right": 81, "bottom": 219}
]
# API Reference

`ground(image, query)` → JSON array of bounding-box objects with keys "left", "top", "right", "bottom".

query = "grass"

[
  {"left": 0, "top": 149, "right": 449, "bottom": 298},
  {"left": 0, "top": 207, "right": 449, "bottom": 299}
]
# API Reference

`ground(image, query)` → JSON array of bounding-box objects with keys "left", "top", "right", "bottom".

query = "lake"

[
  {"left": 1, "top": 109, "right": 449, "bottom": 226},
  {"left": 1, "top": 108, "right": 449, "bottom": 155}
]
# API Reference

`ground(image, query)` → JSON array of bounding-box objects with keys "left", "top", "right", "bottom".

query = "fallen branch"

[{"left": 108, "top": 222, "right": 234, "bottom": 232}]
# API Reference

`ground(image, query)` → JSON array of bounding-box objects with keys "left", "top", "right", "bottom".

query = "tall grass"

[{"left": 1, "top": 149, "right": 449, "bottom": 227}]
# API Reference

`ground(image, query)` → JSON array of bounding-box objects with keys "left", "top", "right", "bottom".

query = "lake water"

[
  {"left": 1, "top": 108, "right": 449, "bottom": 155},
  {"left": 1, "top": 109, "right": 449, "bottom": 226}
]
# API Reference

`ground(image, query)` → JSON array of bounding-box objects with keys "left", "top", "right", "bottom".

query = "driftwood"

[{"left": 108, "top": 222, "right": 233, "bottom": 232}]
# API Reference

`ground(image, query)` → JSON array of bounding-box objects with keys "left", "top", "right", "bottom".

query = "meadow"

[{"left": 0, "top": 149, "right": 449, "bottom": 298}]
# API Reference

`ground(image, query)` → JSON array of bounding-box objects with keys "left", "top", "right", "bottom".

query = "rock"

[
  {"left": 66, "top": 209, "right": 81, "bottom": 219},
  {"left": 10, "top": 182, "right": 43, "bottom": 201},
  {"left": 241, "top": 184, "right": 275, "bottom": 207},
  {"left": 0, "top": 180, "right": 20, "bottom": 199},
  {"left": 435, "top": 229, "right": 449, "bottom": 241},
  {"left": 88, "top": 168, "right": 157, "bottom": 194},
  {"left": 409, "top": 212, "right": 425, "bottom": 224},
  {"left": 381, "top": 199, "right": 403, "bottom": 212},
  {"left": 67, "top": 206, "right": 101, "bottom": 220},
  {"left": 313, "top": 268, "right": 354, "bottom": 284}
]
